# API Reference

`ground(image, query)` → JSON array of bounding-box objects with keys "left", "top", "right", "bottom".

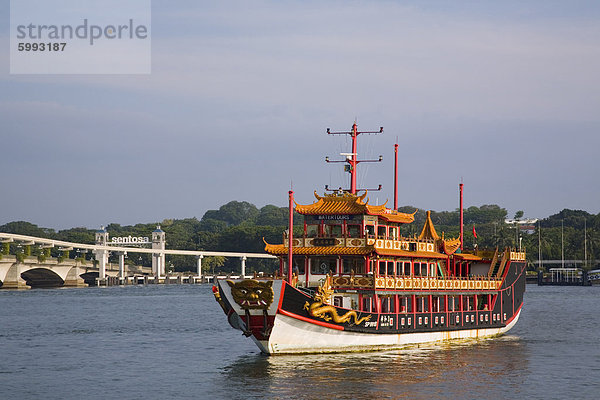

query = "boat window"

[
  {"left": 386, "top": 261, "right": 395, "bottom": 275},
  {"left": 306, "top": 224, "right": 318, "bottom": 238},
  {"left": 430, "top": 263, "right": 436, "bottom": 277},
  {"left": 377, "top": 226, "right": 387, "bottom": 239},
  {"left": 402, "top": 261, "right": 411, "bottom": 276},
  {"left": 477, "top": 295, "right": 489, "bottom": 311},
  {"left": 347, "top": 224, "right": 361, "bottom": 238},
  {"left": 463, "top": 295, "right": 474, "bottom": 311},
  {"left": 342, "top": 257, "right": 363, "bottom": 274},
  {"left": 333, "top": 296, "right": 343, "bottom": 307},
  {"left": 293, "top": 256, "right": 305, "bottom": 275},
  {"left": 361, "top": 296, "right": 372, "bottom": 312},
  {"left": 448, "top": 296, "right": 459, "bottom": 312},
  {"left": 416, "top": 297, "right": 423, "bottom": 312},
  {"left": 399, "top": 296, "right": 412, "bottom": 313},
  {"left": 432, "top": 296, "right": 446, "bottom": 312},
  {"left": 310, "top": 257, "right": 336, "bottom": 275},
  {"left": 380, "top": 296, "right": 388, "bottom": 313},
  {"left": 327, "top": 224, "right": 342, "bottom": 237},
  {"left": 413, "top": 262, "right": 422, "bottom": 276},
  {"left": 365, "top": 225, "right": 375, "bottom": 238},
  {"left": 416, "top": 296, "right": 429, "bottom": 312},
  {"left": 381, "top": 296, "right": 395, "bottom": 313}
]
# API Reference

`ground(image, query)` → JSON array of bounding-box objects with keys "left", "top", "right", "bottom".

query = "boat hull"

[
  {"left": 216, "top": 258, "right": 525, "bottom": 355},
  {"left": 256, "top": 308, "right": 522, "bottom": 354}
]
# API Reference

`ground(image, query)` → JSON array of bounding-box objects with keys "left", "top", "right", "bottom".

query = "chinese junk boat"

[{"left": 214, "top": 123, "right": 526, "bottom": 354}]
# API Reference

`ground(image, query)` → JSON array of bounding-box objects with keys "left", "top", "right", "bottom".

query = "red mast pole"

[
  {"left": 394, "top": 143, "right": 398, "bottom": 210},
  {"left": 459, "top": 182, "right": 464, "bottom": 250},
  {"left": 288, "top": 190, "right": 294, "bottom": 283},
  {"left": 350, "top": 123, "right": 358, "bottom": 194}
]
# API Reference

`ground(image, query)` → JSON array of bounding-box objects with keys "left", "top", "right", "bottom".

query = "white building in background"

[{"left": 504, "top": 218, "right": 539, "bottom": 235}]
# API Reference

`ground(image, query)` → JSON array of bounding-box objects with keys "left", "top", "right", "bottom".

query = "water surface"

[{"left": 1, "top": 284, "right": 599, "bottom": 399}]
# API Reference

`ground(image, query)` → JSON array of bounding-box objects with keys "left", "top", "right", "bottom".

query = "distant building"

[{"left": 504, "top": 218, "right": 539, "bottom": 235}]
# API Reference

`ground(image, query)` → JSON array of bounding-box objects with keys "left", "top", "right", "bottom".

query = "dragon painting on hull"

[{"left": 303, "top": 276, "right": 371, "bottom": 326}]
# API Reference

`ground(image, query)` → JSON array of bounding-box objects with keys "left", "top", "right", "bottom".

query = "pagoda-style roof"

[
  {"left": 417, "top": 210, "right": 463, "bottom": 256},
  {"left": 453, "top": 253, "right": 483, "bottom": 261},
  {"left": 264, "top": 243, "right": 372, "bottom": 256},
  {"left": 441, "top": 238, "right": 462, "bottom": 255},
  {"left": 295, "top": 191, "right": 415, "bottom": 224},
  {"left": 418, "top": 211, "right": 439, "bottom": 241}
]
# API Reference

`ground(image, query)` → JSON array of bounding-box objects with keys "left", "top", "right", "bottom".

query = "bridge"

[{"left": 0, "top": 230, "right": 276, "bottom": 289}]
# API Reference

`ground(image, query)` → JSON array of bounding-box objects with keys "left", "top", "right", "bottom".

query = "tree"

[
  {"left": 0, "top": 221, "right": 54, "bottom": 237},
  {"left": 203, "top": 256, "right": 226, "bottom": 275},
  {"left": 202, "top": 201, "right": 259, "bottom": 226}
]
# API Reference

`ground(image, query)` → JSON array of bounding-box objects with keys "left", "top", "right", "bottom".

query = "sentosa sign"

[{"left": 110, "top": 235, "right": 150, "bottom": 245}]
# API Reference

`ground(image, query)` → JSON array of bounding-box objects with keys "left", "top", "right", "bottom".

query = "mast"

[
  {"left": 459, "top": 181, "right": 464, "bottom": 250},
  {"left": 288, "top": 190, "right": 294, "bottom": 284},
  {"left": 351, "top": 123, "right": 358, "bottom": 193},
  {"left": 326, "top": 123, "right": 383, "bottom": 194},
  {"left": 394, "top": 143, "right": 398, "bottom": 210}
]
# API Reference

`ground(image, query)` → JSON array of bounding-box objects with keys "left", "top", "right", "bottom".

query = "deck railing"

[
  {"left": 285, "top": 234, "right": 438, "bottom": 252},
  {"left": 332, "top": 275, "right": 502, "bottom": 291}
]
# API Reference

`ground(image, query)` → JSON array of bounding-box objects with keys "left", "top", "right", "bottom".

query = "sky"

[{"left": 1, "top": 0, "right": 600, "bottom": 230}]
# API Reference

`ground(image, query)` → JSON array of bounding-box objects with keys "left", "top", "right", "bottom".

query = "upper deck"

[
  {"left": 265, "top": 191, "right": 526, "bottom": 288},
  {"left": 265, "top": 191, "right": 460, "bottom": 259}
]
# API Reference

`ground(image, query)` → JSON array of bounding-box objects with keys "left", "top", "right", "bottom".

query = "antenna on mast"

[{"left": 325, "top": 122, "right": 384, "bottom": 194}]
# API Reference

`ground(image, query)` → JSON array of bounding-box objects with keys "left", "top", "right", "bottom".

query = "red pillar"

[
  {"left": 350, "top": 123, "right": 358, "bottom": 194},
  {"left": 394, "top": 143, "right": 398, "bottom": 210},
  {"left": 288, "top": 190, "right": 294, "bottom": 284},
  {"left": 459, "top": 182, "right": 464, "bottom": 250}
]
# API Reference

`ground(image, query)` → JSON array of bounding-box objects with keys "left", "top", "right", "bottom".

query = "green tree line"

[{"left": 2, "top": 201, "right": 599, "bottom": 273}]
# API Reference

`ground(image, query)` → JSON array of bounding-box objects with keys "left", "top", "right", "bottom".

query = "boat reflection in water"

[{"left": 221, "top": 336, "right": 529, "bottom": 399}]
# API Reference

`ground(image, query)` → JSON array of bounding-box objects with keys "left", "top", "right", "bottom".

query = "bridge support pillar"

[
  {"left": 153, "top": 254, "right": 163, "bottom": 277},
  {"left": 94, "top": 249, "right": 108, "bottom": 279},
  {"left": 95, "top": 227, "right": 109, "bottom": 279},
  {"left": 241, "top": 256, "right": 247, "bottom": 278},
  {"left": 64, "top": 265, "right": 87, "bottom": 288},
  {"left": 1, "top": 262, "right": 29, "bottom": 289},
  {"left": 152, "top": 227, "right": 166, "bottom": 277},
  {"left": 196, "top": 255, "right": 203, "bottom": 279},
  {"left": 117, "top": 252, "right": 127, "bottom": 278}
]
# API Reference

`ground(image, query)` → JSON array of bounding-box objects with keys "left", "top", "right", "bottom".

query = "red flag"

[{"left": 472, "top": 225, "right": 477, "bottom": 239}]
